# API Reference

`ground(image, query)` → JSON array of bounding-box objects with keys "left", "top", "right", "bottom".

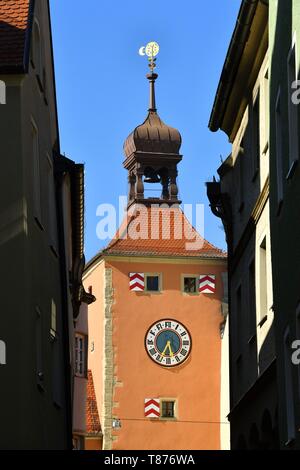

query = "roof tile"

[
  {"left": 103, "top": 205, "right": 226, "bottom": 259},
  {"left": 86, "top": 370, "right": 101, "bottom": 435},
  {"left": 0, "top": 0, "right": 31, "bottom": 69}
]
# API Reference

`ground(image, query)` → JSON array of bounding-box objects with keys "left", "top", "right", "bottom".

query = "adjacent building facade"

[
  {"left": 84, "top": 71, "right": 228, "bottom": 450},
  {"left": 269, "top": 0, "right": 300, "bottom": 450},
  {"left": 0, "top": 0, "right": 92, "bottom": 449},
  {"left": 208, "top": 0, "right": 300, "bottom": 450},
  {"left": 207, "top": 0, "right": 279, "bottom": 449}
]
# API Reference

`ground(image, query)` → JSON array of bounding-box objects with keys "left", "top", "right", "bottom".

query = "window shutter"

[
  {"left": 144, "top": 398, "right": 160, "bottom": 418},
  {"left": 129, "top": 273, "right": 145, "bottom": 291},
  {"left": 199, "top": 275, "right": 216, "bottom": 294}
]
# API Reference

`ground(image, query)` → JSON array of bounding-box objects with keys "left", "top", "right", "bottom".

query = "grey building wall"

[
  {"left": 269, "top": 0, "right": 300, "bottom": 449},
  {"left": 0, "top": 1, "right": 71, "bottom": 449}
]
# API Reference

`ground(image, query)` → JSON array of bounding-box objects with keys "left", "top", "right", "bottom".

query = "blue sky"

[{"left": 50, "top": 0, "right": 241, "bottom": 261}]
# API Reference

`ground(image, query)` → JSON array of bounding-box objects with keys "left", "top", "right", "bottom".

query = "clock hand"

[{"left": 161, "top": 341, "right": 174, "bottom": 357}]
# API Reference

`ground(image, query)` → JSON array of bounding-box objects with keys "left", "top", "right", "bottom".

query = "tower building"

[{"left": 84, "top": 61, "right": 228, "bottom": 450}]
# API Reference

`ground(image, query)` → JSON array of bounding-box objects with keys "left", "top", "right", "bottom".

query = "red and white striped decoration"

[
  {"left": 129, "top": 273, "right": 144, "bottom": 291},
  {"left": 199, "top": 275, "right": 216, "bottom": 294},
  {"left": 144, "top": 398, "right": 160, "bottom": 418}
]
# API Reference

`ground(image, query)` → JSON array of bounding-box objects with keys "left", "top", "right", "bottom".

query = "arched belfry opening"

[{"left": 123, "top": 72, "right": 182, "bottom": 208}]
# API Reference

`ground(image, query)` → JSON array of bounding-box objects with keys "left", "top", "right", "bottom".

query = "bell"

[
  {"left": 144, "top": 168, "right": 161, "bottom": 183},
  {"left": 144, "top": 175, "right": 161, "bottom": 183}
]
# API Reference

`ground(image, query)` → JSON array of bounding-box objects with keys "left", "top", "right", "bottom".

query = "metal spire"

[{"left": 138, "top": 41, "right": 160, "bottom": 112}]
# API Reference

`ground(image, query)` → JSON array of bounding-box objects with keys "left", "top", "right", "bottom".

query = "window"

[
  {"left": 75, "top": 334, "right": 87, "bottom": 377},
  {"left": 248, "top": 260, "right": 256, "bottom": 339},
  {"left": 275, "top": 88, "right": 284, "bottom": 205},
  {"left": 32, "top": 21, "right": 41, "bottom": 72},
  {"left": 145, "top": 274, "right": 160, "bottom": 292},
  {"left": 50, "top": 299, "right": 57, "bottom": 339},
  {"left": 35, "top": 306, "right": 44, "bottom": 390},
  {"left": 183, "top": 276, "right": 198, "bottom": 294},
  {"left": 263, "top": 69, "right": 270, "bottom": 150},
  {"left": 238, "top": 147, "right": 244, "bottom": 212},
  {"left": 236, "top": 285, "right": 242, "bottom": 356},
  {"left": 284, "top": 327, "right": 295, "bottom": 443},
  {"left": 259, "top": 237, "right": 267, "bottom": 323},
  {"left": 252, "top": 91, "right": 260, "bottom": 177},
  {"left": 31, "top": 120, "right": 42, "bottom": 225},
  {"left": 72, "top": 435, "right": 84, "bottom": 450},
  {"left": 287, "top": 39, "right": 299, "bottom": 175},
  {"left": 296, "top": 304, "right": 300, "bottom": 399},
  {"left": 161, "top": 400, "right": 176, "bottom": 419},
  {"left": 46, "top": 153, "right": 57, "bottom": 250}
]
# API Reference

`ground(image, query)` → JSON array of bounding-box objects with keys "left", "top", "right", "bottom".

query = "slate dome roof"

[{"left": 123, "top": 73, "right": 182, "bottom": 158}]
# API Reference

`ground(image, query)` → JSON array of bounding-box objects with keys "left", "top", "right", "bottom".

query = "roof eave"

[{"left": 208, "top": 0, "right": 266, "bottom": 134}]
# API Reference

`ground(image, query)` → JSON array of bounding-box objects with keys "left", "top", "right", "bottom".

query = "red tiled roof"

[
  {"left": 0, "top": 0, "right": 31, "bottom": 70},
  {"left": 102, "top": 205, "right": 226, "bottom": 259},
  {"left": 86, "top": 370, "right": 101, "bottom": 436}
]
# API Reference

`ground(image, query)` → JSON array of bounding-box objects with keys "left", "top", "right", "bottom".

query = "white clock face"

[
  {"left": 145, "top": 319, "right": 192, "bottom": 367},
  {"left": 145, "top": 41, "right": 160, "bottom": 58}
]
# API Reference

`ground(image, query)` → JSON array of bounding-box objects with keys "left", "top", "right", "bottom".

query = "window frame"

[
  {"left": 181, "top": 274, "right": 199, "bottom": 295},
  {"left": 287, "top": 34, "right": 299, "bottom": 178},
  {"left": 251, "top": 88, "right": 261, "bottom": 180},
  {"left": 160, "top": 398, "right": 177, "bottom": 420},
  {"left": 284, "top": 327, "right": 296, "bottom": 444},
  {"left": 262, "top": 67, "right": 270, "bottom": 153},
  {"left": 144, "top": 273, "right": 162, "bottom": 293},
  {"left": 275, "top": 87, "right": 284, "bottom": 207},
  {"left": 296, "top": 303, "right": 300, "bottom": 400},
  {"left": 31, "top": 117, "right": 43, "bottom": 228},
  {"left": 235, "top": 284, "right": 242, "bottom": 360},
  {"left": 75, "top": 333, "right": 87, "bottom": 378},
  {"left": 258, "top": 236, "right": 268, "bottom": 326},
  {"left": 50, "top": 299, "right": 57, "bottom": 340},
  {"left": 247, "top": 258, "right": 257, "bottom": 342},
  {"left": 46, "top": 152, "right": 58, "bottom": 254}
]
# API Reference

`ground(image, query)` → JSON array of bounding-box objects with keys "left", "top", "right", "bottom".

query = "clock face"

[
  {"left": 145, "top": 319, "right": 192, "bottom": 367},
  {"left": 145, "top": 41, "right": 160, "bottom": 58}
]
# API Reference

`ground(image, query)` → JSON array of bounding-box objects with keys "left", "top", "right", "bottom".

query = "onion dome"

[{"left": 124, "top": 73, "right": 182, "bottom": 158}]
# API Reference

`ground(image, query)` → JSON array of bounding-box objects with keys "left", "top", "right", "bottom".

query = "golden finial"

[{"left": 138, "top": 41, "right": 160, "bottom": 72}]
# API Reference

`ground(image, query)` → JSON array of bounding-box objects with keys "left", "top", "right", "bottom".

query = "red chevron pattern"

[
  {"left": 129, "top": 273, "right": 145, "bottom": 291},
  {"left": 199, "top": 275, "right": 216, "bottom": 294},
  {"left": 144, "top": 398, "right": 160, "bottom": 418}
]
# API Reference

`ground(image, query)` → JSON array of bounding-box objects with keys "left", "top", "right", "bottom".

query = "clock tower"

[{"left": 84, "top": 55, "right": 228, "bottom": 450}]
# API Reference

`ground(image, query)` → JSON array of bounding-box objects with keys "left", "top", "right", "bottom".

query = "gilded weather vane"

[{"left": 138, "top": 41, "right": 160, "bottom": 72}]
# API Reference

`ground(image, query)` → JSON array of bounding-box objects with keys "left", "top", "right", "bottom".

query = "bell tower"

[{"left": 123, "top": 62, "right": 183, "bottom": 207}]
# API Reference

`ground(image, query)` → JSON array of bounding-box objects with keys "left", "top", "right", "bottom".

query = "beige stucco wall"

[
  {"left": 73, "top": 303, "right": 88, "bottom": 434},
  {"left": 83, "top": 260, "right": 106, "bottom": 440}
]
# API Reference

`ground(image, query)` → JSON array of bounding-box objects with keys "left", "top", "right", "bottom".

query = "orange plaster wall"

[
  {"left": 83, "top": 261, "right": 105, "bottom": 425},
  {"left": 106, "top": 259, "right": 226, "bottom": 450}
]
